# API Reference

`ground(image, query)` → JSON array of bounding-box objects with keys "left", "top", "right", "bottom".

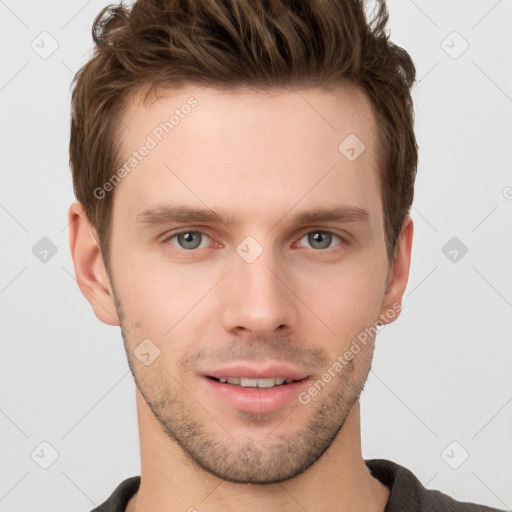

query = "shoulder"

[
  {"left": 365, "top": 459, "right": 504, "bottom": 512},
  {"left": 90, "top": 476, "right": 141, "bottom": 512}
]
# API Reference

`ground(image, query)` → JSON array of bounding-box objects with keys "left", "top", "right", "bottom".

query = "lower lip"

[{"left": 201, "top": 376, "right": 310, "bottom": 414}]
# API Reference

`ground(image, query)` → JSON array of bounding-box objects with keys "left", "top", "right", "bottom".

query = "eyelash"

[{"left": 163, "top": 228, "right": 347, "bottom": 252}]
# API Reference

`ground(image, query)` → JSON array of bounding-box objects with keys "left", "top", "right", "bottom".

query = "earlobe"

[
  {"left": 379, "top": 215, "right": 414, "bottom": 325},
  {"left": 67, "top": 201, "right": 120, "bottom": 326}
]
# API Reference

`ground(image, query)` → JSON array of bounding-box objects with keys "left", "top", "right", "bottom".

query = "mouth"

[
  {"left": 207, "top": 376, "right": 301, "bottom": 388},
  {"left": 200, "top": 365, "right": 310, "bottom": 414}
]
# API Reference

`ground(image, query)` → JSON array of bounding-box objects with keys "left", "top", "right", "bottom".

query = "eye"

[
  {"left": 166, "top": 231, "right": 211, "bottom": 250},
  {"left": 297, "top": 230, "right": 343, "bottom": 250}
]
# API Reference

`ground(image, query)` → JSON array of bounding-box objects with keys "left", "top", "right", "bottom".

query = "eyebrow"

[
  {"left": 285, "top": 205, "right": 370, "bottom": 226},
  {"left": 134, "top": 203, "right": 370, "bottom": 229},
  {"left": 135, "top": 205, "right": 235, "bottom": 227}
]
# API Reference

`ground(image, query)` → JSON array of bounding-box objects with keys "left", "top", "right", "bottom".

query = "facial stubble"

[{"left": 112, "top": 285, "right": 375, "bottom": 485}]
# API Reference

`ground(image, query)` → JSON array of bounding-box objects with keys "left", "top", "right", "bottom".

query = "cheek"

[
  {"left": 292, "top": 257, "right": 385, "bottom": 334},
  {"left": 112, "top": 255, "right": 225, "bottom": 342}
]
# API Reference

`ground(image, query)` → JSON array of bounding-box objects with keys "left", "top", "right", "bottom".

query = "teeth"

[
  {"left": 240, "top": 377, "right": 258, "bottom": 387},
  {"left": 216, "top": 377, "right": 294, "bottom": 388},
  {"left": 256, "top": 378, "right": 276, "bottom": 388}
]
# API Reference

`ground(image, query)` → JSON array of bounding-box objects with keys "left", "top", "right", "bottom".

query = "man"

[{"left": 67, "top": 0, "right": 503, "bottom": 510}]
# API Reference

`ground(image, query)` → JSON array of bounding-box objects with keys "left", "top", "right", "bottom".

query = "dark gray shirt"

[{"left": 90, "top": 459, "right": 504, "bottom": 511}]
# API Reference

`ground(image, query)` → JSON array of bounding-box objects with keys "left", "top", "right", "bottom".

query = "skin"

[{"left": 68, "top": 83, "right": 413, "bottom": 511}]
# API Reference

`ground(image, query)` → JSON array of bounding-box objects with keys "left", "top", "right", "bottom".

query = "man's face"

[{"left": 103, "top": 84, "right": 402, "bottom": 483}]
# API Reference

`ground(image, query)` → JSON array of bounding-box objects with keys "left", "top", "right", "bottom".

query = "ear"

[
  {"left": 67, "top": 201, "right": 120, "bottom": 326},
  {"left": 379, "top": 215, "right": 414, "bottom": 325}
]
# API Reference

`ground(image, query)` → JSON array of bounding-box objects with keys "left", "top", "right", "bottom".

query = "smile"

[{"left": 209, "top": 376, "right": 299, "bottom": 388}]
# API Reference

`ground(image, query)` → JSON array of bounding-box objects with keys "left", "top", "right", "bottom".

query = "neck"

[{"left": 127, "top": 390, "right": 389, "bottom": 512}]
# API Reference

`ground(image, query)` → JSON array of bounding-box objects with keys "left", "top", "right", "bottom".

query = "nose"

[{"left": 221, "top": 246, "right": 299, "bottom": 338}]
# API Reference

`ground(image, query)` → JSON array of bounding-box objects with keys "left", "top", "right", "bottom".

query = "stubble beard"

[{"left": 120, "top": 325, "right": 374, "bottom": 484}]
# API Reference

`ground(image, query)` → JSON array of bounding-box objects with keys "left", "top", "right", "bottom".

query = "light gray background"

[{"left": 1, "top": 1, "right": 511, "bottom": 510}]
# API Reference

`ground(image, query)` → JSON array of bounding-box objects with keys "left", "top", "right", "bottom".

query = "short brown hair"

[{"left": 69, "top": 0, "right": 417, "bottom": 267}]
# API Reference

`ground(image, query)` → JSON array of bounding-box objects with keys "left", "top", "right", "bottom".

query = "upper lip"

[{"left": 202, "top": 363, "right": 309, "bottom": 381}]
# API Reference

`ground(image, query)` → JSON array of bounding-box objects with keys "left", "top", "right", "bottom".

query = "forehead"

[{"left": 112, "top": 83, "right": 382, "bottom": 229}]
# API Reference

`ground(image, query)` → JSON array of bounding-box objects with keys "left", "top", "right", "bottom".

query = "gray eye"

[
  {"left": 299, "top": 231, "right": 341, "bottom": 250},
  {"left": 169, "top": 231, "right": 209, "bottom": 250}
]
